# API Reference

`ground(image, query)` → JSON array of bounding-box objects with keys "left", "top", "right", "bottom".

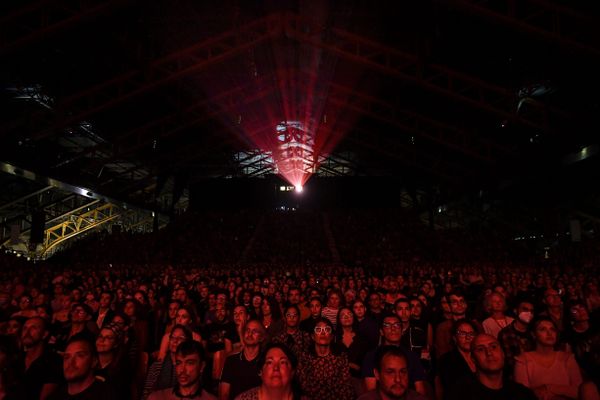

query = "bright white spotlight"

[{"left": 295, "top": 185, "right": 303, "bottom": 193}]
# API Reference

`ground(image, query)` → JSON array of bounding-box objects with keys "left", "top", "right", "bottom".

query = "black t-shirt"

[
  {"left": 18, "top": 348, "right": 65, "bottom": 400},
  {"left": 446, "top": 374, "right": 536, "bottom": 400},
  {"left": 220, "top": 351, "right": 261, "bottom": 399},
  {"left": 437, "top": 348, "right": 475, "bottom": 392},
  {"left": 204, "top": 321, "right": 237, "bottom": 353},
  {"left": 48, "top": 379, "right": 118, "bottom": 400}
]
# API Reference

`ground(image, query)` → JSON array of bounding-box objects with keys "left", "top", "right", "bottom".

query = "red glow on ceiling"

[{"left": 193, "top": 10, "right": 366, "bottom": 187}]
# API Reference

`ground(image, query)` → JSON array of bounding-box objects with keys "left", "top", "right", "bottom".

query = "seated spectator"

[
  {"left": 272, "top": 305, "right": 311, "bottom": 357},
  {"left": 287, "top": 287, "right": 310, "bottom": 321},
  {"left": 219, "top": 320, "right": 265, "bottom": 400},
  {"left": 498, "top": 299, "right": 536, "bottom": 374},
  {"left": 367, "top": 293, "right": 385, "bottom": 325},
  {"left": 297, "top": 317, "right": 355, "bottom": 400},
  {"left": 435, "top": 289, "right": 481, "bottom": 360},
  {"left": 336, "top": 306, "right": 369, "bottom": 395},
  {"left": 53, "top": 303, "right": 97, "bottom": 352},
  {"left": 48, "top": 336, "right": 117, "bottom": 399},
  {"left": 143, "top": 325, "right": 193, "bottom": 400},
  {"left": 563, "top": 301, "right": 597, "bottom": 379},
  {"left": 299, "top": 296, "right": 322, "bottom": 335},
  {"left": 362, "top": 314, "right": 428, "bottom": 397},
  {"left": 259, "top": 297, "right": 284, "bottom": 343},
  {"left": 0, "top": 335, "right": 23, "bottom": 399},
  {"left": 95, "top": 322, "right": 132, "bottom": 400},
  {"left": 358, "top": 345, "right": 427, "bottom": 400},
  {"left": 577, "top": 328, "right": 600, "bottom": 400},
  {"left": 158, "top": 306, "right": 202, "bottom": 361},
  {"left": 235, "top": 343, "right": 307, "bottom": 400},
  {"left": 482, "top": 292, "right": 514, "bottom": 338},
  {"left": 148, "top": 340, "right": 216, "bottom": 400},
  {"left": 94, "top": 291, "right": 115, "bottom": 330},
  {"left": 322, "top": 289, "right": 343, "bottom": 329},
  {"left": 409, "top": 297, "right": 433, "bottom": 360},
  {"left": 231, "top": 305, "right": 249, "bottom": 353},
  {"left": 353, "top": 299, "right": 379, "bottom": 350},
  {"left": 11, "top": 295, "right": 37, "bottom": 319},
  {"left": 584, "top": 281, "right": 600, "bottom": 313},
  {"left": 539, "top": 289, "right": 565, "bottom": 333},
  {"left": 436, "top": 319, "right": 477, "bottom": 399},
  {"left": 514, "top": 317, "right": 583, "bottom": 399},
  {"left": 19, "top": 316, "right": 63, "bottom": 400},
  {"left": 446, "top": 333, "right": 536, "bottom": 400}
]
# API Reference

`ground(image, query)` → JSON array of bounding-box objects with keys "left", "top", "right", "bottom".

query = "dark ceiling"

[{"left": 1, "top": 0, "right": 600, "bottom": 215}]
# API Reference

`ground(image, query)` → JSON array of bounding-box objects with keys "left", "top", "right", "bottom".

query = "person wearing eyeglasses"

[
  {"left": 435, "top": 289, "right": 482, "bottom": 360},
  {"left": 143, "top": 325, "right": 193, "bottom": 400},
  {"left": 435, "top": 319, "right": 477, "bottom": 400},
  {"left": 297, "top": 317, "right": 355, "bottom": 400},
  {"left": 361, "top": 314, "right": 429, "bottom": 398},
  {"left": 219, "top": 320, "right": 265, "bottom": 400},
  {"left": 95, "top": 322, "right": 133, "bottom": 400},
  {"left": 272, "top": 305, "right": 311, "bottom": 357},
  {"left": 54, "top": 303, "right": 97, "bottom": 352}
]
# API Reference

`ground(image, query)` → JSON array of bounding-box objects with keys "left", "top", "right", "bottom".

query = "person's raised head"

[
  {"left": 380, "top": 314, "right": 402, "bottom": 345},
  {"left": 373, "top": 345, "right": 409, "bottom": 399},
  {"left": 470, "top": 333, "right": 504, "bottom": 374},
  {"left": 21, "top": 316, "right": 48, "bottom": 348},
  {"left": 256, "top": 343, "right": 298, "bottom": 390},
  {"left": 63, "top": 335, "right": 98, "bottom": 383},
  {"left": 174, "top": 340, "right": 205, "bottom": 392}
]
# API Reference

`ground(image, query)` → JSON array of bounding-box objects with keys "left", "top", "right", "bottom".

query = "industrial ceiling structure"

[{"left": 1, "top": 0, "right": 599, "bottom": 258}]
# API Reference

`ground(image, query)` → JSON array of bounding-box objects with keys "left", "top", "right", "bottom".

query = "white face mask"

[{"left": 518, "top": 311, "right": 534, "bottom": 324}]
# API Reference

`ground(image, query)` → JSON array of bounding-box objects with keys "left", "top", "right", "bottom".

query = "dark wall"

[{"left": 190, "top": 176, "right": 410, "bottom": 210}]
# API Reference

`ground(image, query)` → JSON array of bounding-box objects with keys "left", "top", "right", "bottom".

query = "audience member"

[
  {"left": 446, "top": 333, "right": 536, "bottom": 400},
  {"left": 358, "top": 345, "right": 427, "bottom": 400},
  {"left": 148, "top": 340, "right": 215, "bottom": 400},
  {"left": 514, "top": 317, "right": 582, "bottom": 399}
]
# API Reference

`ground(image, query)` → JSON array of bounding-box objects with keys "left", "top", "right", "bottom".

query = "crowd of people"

[{"left": 0, "top": 208, "right": 598, "bottom": 400}]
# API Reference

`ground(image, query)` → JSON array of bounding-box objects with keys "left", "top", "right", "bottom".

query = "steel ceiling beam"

[
  {"left": 31, "top": 13, "right": 280, "bottom": 141},
  {"left": 0, "top": 0, "right": 129, "bottom": 54},
  {"left": 437, "top": 0, "right": 600, "bottom": 57},
  {"left": 282, "top": 12, "right": 550, "bottom": 132}
]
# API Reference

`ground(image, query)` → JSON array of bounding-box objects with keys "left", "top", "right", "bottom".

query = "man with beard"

[
  {"left": 18, "top": 316, "right": 64, "bottom": 399},
  {"left": 446, "top": 334, "right": 536, "bottom": 400},
  {"left": 362, "top": 315, "right": 429, "bottom": 397},
  {"left": 358, "top": 346, "right": 426, "bottom": 400},
  {"left": 48, "top": 336, "right": 116, "bottom": 399},
  {"left": 149, "top": 340, "right": 216, "bottom": 400},
  {"left": 219, "top": 320, "right": 265, "bottom": 400}
]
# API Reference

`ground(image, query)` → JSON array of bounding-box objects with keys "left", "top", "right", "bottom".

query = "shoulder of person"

[
  {"left": 515, "top": 351, "right": 533, "bottom": 363},
  {"left": 504, "top": 380, "right": 537, "bottom": 400},
  {"left": 201, "top": 389, "right": 218, "bottom": 399},
  {"left": 356, "top": 390, "right": 379, "bottom": 400}
]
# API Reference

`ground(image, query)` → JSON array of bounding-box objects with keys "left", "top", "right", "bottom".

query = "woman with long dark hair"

[
  {"left": 259, "top": 297, "right": 283, "bottom": 343},
  {"left": 297, "top": 317, "right": 354, "bottom": 400},
  {"left": 336, "top": 307, "right": 369, "bottom": 395}
]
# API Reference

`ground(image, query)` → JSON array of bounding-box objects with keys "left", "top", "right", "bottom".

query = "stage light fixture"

[{"left": 295, "top": 185, "right": 303, "bottom": 193}]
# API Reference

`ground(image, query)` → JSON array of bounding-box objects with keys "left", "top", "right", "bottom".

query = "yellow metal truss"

[{"left": 42, "top": 203, "right": 121, "bottom": 256}]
